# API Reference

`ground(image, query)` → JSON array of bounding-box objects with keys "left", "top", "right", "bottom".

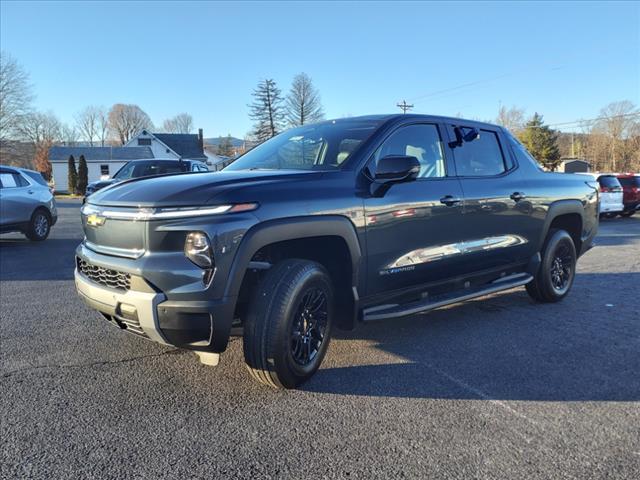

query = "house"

[
  {"left": 49, "top": 146, "right": 154, "bottom": 192},
  {"left": 49, "top": 129, "right": 207, "bottom": 192},
  {"left": 125, "top": 129, "right": 207, "bottom": 162}
]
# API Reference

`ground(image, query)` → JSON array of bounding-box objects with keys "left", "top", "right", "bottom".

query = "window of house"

[
  {"left": 138, "top": 138, "right": 151, "bottom": 146},
  {"left": 373, "top": 124, "right": 446, "bottom": 178},
  {"left": 453, "top": 128, "right": 506, "bottom": 177},
  {"left": 100, "top": 164, "right": 109, "bottom": 175}
]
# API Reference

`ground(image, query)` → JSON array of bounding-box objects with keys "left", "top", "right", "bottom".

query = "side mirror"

[
  {"left": 449, "top": 126, "right": 479, "bottom": 148},
  {"left": 370, "top": 155, "right": 420, "bottom": 196}
]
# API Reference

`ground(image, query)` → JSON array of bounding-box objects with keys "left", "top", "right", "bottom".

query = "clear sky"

[{"left": 1, "top": 0, "right": 638, "bottom": 138}]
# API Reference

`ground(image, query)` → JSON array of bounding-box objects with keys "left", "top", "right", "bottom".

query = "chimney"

[{"left": 198, "top": 128, "right": 204, "bottom": 152}]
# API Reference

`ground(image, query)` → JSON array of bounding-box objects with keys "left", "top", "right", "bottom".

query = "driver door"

[{"left": 363, "top": 123, "right": 466, "bottom": 296}]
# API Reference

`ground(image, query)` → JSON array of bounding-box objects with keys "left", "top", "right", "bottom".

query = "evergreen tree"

[
  {"left": 67, "top": 155, "right": 77, "bottom": 194},
  {"left": 517, "top": 113, "right": 561, "bottom": 170},
  {"left": 77, "top": 155, "right": 88, "bottom": 194},
  {"left": 285, "top": 73, "right": 324, "bottom": 127},
  {"left": 249, "top": 79, "right": 284, "bottom": 142},
  {"left": 217, "top": 135, "right": 235, "bottom": 157}
]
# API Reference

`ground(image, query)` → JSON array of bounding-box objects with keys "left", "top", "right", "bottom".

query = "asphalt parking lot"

[{"left": 1, "top": 199, "right": 639, "bottom": 479}]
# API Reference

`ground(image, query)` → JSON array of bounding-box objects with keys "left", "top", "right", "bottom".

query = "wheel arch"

[
  {"left": 539, "top": 200, "right": 584, "bottom": 254},
  {"left": 224, "top": 215, "right": 363, "bottom": 330}
]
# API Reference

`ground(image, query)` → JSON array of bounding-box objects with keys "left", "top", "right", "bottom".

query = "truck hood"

[{"left": 86, "top": 170, "right": 321, "bottom": 207}]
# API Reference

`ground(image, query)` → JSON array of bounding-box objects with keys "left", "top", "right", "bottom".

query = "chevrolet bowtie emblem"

[{"left": 86, "top": 213, "right": 106, "bottom": 227}]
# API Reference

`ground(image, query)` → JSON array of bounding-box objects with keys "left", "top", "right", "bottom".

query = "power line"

[
  {"left": 396, "top": 100, "right": 414, "bottom": 114},
  {"left": 524, "top": 112, "right": 640, "bottom": 130}
]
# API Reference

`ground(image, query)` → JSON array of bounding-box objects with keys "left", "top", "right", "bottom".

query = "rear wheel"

[
  {"left": 620, "top": 210, "right": 635, "bottom": 218},
  {"left": 602, "top": 212, "right": 618, "bottom": 219},
  {"left": 26, "top": 209, "right": 51, "bottom": 241},
  {"left": 526, "top": 229, "right": 577, "bottom": 303},
  {"left": 243, "top": 259, "right": 334, "bottom": 389}
]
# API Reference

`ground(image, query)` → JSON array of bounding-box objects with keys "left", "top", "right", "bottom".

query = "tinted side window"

[
  {"left": 374, "top": 124, "right": 446, "bottom": 178},
  {"left": 453, "top": 128, "right": 506, "bottom": 177}
]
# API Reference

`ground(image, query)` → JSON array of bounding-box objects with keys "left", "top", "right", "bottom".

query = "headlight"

[{"left": 184, "top": 232, "right": 213, "bottom": 269}]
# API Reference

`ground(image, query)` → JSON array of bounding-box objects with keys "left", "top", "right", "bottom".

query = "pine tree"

[
  {"left": 67, "top": 155, "right": 78, "bottom": 194},
  {"left": 217, "top": 135, "right": 235, "bottom": 157},
  {"left": 77, "top": 155, "right": 88, "bottom": 194},
  {"left": 285, "top": 73, "right": 324, "bottom": 127},
  {"left": 517, "top": 113, "right": 561, "bottom": 170},
  {"left": 249, "top": 79, "right": 284, "bottom": 142}
]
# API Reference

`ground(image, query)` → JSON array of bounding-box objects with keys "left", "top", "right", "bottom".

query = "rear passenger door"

[
  {"left": 0, "top": 171, "right": 33, "bottom": 225},
  {"left": 446, "top": 124, "right": 537, "bottom": 272}
]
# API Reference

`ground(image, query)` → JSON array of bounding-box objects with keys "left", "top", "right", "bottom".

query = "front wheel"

[
  {"left": 243, "top": 259, "right": 334, "bottom": 389},
  {"left": 26, "top": 209, "right": 51, "bottom": 241},
  {"left": 526, "top": 229, "right": 577, "bottom": 303}
]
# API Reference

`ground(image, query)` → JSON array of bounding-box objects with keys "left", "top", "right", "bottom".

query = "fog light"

[{"left": 185, "top": 232, "right": 213, "bottom": 269}]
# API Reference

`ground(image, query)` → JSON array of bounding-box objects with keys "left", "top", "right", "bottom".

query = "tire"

[
  {"left": 25, "top": 209, "right": 51, "bottom": 241},
  {"left": 620, "top": 210, "right": 635, "bottom": 218},
  {"left": 602, "top": 212, "right": 618, "bottom": 219},
  {"left": 243, "top": 259, "right": 334, "bottom": 389},
  {"left": 526, "top": 229, "right": 577, "bottom": 303}
]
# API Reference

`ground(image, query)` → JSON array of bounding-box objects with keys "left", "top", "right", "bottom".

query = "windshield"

[
  {"left": 224, "top": 120, "right": 381, "bottom": 171},
  {"left": 114, "top": 161, "right": 187, "bottom": 180}
]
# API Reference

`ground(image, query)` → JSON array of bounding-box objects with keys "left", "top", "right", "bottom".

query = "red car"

[{"left": 617, "top": 174, "right": 640, "bottom": 217}]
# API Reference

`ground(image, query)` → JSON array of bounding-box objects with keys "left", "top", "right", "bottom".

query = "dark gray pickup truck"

[{"left": 75, "top": 114, "right": 598, "bottom": 388}]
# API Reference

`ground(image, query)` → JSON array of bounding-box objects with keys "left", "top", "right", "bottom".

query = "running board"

[{"left": 362, "top": 274, "right": 533, "bottom": 322}]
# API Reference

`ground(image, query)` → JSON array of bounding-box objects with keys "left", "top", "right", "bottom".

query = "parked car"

[
  {"left": 616, "top": 173, "right": 640, "bottom": 217},
  {"left": 85, "top": 159, "right": 209, "bottom": 196},
  {"left": 595, "top": 174, "right": 624, "bottom": 218},
  {"left": 75, "top": 114, "right": 598, "bottom": 389},
  {"left": 0, "top": 167, "right": 57, "bottom": 241}
]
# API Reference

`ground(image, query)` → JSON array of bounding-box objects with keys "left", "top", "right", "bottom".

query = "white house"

[
  {"left": 49, "top": 146, "right": 154, "bottom": 192},
  {"left": 49, "top": 129, "right": 208, "bottom": 192}
]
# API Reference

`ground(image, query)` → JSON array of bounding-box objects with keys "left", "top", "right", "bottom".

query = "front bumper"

[
  {"left": 75, "top": 270, "right": 169, "bottom": 345},
  {"left": 74, "top": 254, "right": 237, "bottom": 353}
]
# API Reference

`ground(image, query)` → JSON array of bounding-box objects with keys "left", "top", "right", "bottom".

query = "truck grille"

[{"left": 76, "top": 257, "right": 131, "bottom": 291}]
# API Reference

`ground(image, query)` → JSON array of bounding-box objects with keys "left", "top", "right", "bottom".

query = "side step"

[{"left": 362, "top": 274, "right": 533, "bottom": 322}]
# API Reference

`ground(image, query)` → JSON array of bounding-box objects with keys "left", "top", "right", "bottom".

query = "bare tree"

[
  {"left": 75, "top": 106, "right": 104, "bottom": 146},
  {"left": 108, "top": 103, "right": 153, "bottom": 145},
  {"left": 593, "top": 100, "right": 639, "bottom": 172},
  {"left": 97, "top": 107, "right": 108, "bottom": 146},
  {"left": 285, "top": 73, "right": 324, "bottom": 127},
  {"left": 61, "top": 123, "right": 79, "bottom": 146},
  {"left": 249, "top": 79, "right": 284, "bottom": 142},
  {"left": 17, "top": 111, "right": 61, "bottom": 178},
  {"left": 163, "top": 113, "right": 194, "bottom": 133},
  {"left": 496, "top": 105, "right": 525, "bottom": 133},
  {"left": 0, "top": 51, "right": 34, "bottom": 145}
]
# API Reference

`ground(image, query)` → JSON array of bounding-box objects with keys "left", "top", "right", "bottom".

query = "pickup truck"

[{"left": 75, "top": 114, "right": 598, "bottom": 389}]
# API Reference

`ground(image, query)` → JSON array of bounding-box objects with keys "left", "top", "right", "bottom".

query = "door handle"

[
  {"left": 510, "top": 192, "right": 526, "bottom": 202},
  {"left": 440, "top": 195, "right": 462, "bottom": 206}
]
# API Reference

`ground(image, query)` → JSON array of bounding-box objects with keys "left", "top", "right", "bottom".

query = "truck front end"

[{"left": 75, "top": 201, "right": 258, "bottom": 364}]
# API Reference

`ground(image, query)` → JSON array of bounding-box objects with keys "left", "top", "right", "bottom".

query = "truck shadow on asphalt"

[
  {"left": 305, "top": 272, "right": 640, "bottom": 401},
  {"left": 0, "top": 238, "right": 79, "bottom": 280}
]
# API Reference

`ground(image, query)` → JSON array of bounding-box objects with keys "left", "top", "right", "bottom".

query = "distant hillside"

[{"left": 204, "top": 136, "right": 244, "bottom": 147}]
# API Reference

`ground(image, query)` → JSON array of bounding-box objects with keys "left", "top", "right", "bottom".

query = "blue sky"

[{"left": 1, "top": 1, "right": 638, "bottom": 138}]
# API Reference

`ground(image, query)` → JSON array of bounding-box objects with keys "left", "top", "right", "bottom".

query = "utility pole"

[{"left": 396, "top": 100, "right": 414, "bottom": 114}]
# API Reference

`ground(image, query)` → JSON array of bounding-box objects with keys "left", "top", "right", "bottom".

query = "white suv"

[{"left": 596, "top": 174, "right": 624, "bottom": 218}]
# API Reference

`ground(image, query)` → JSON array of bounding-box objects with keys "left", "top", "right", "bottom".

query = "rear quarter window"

[{"left": 23, "top": 170, "right": 48, "bottom": 186}]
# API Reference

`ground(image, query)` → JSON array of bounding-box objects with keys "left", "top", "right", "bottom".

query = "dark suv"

[
  {"left": 74, "top": 115, "right": 598, "bottom": 389},
  {"left": 85, "top": 159, "right": 209, "bottom": 196}
]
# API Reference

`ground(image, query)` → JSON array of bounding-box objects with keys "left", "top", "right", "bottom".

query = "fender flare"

[
  {"left": 537, "top": 199, "right": 585, "bottom": 251},
  {"left": 223, "top": 215, "right": 363, "bottom": 301}
]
